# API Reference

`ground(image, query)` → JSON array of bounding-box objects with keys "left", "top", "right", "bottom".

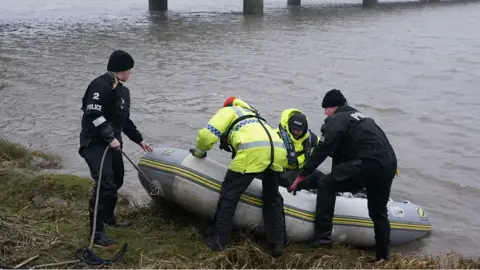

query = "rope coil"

[{"left": 2, "top": 146, "right": 152, "bottom": 269}]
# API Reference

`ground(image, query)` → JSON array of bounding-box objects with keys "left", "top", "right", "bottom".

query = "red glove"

[{"left": 288, "top": 175, "right": 306, "bottom": 195}]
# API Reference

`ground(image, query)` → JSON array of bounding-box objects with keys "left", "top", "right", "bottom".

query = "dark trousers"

[
  {"left": 314, "top": 159, "right": 396, "bottom": 260},
  {"left": 79, "top": 141, "right": 125, "bottom": 234},
  {"left": 210, "top": 169, "right": 286, "bottom": 246}
]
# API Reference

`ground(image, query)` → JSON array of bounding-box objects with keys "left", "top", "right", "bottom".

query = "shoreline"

[{"left": 1, "top": 137, "right": 479, "bottom": 269}]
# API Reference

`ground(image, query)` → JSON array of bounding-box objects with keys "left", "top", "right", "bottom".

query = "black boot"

[
  {"left": 89, "top": 204, "right": 116, "bottom": 246},
  {"left": 309, "top": 234, "right": 333, "bottom": 248},
  {"left": 268, "top": 243, "right": 285, "bottom": 258},
  {"left": 89, "top": 196, "right": 117, "bottom": 246},
  {"left": 204, "top": 235, "right": 228, "bottom": 251},
  {"left": 373, "top": 233, "right": 390, "bottom": 261},
  {"left": 93, "top": 231, "right": 117, "bottom": 246},
  {"left": 103, "top": 196, "right": 132, "bottom": 228},
  {"left": 375, "top": 244, "right": 389, "bottom": 261}
]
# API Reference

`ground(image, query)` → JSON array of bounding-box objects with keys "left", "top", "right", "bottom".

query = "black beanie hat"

[
  {"left": 288, "top": 112, "right": 308, "bottom": 131},
  {"left": 107, "top": 50, "right": 135, "bottom": 72},
  {"left": 322, "top": 89, "right": 347, "bottom": 108}
]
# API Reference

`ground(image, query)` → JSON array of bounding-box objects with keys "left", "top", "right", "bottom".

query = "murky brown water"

[{"left": 1, "top": 0, "right": 480, "bottom": 257}]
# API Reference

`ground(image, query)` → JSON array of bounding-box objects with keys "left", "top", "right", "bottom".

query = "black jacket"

[
  {"left": 299, "top": 104, "right": 396, "bottom": 177},
  {"left": 79, "top": 72, "right": 143, "bottom": 146}
]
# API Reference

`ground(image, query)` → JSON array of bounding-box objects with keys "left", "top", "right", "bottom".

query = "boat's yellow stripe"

[{"left": 139, "top": 158, "right": 432, "bottom": 232}]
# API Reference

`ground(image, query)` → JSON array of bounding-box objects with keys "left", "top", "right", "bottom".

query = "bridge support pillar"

[
  {"left": 287, "top": 0, "right": 301, "bottom": 5},
  {"left": 244, "top": 0, "right": 263, "bottom": 14},
  {"left": 149, "top": 0, "right": 168, "bottom": 11},
  {"left": 362, "top": 0, "right": 377, "bottom": 7}
]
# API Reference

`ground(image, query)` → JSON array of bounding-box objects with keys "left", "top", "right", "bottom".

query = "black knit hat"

[
  {"left": 288, "top": 112, "right": 308, "bottom": 131},
  {"left": 107, "top": 50, "right": 135, "bottom": 72},
  {"left": 322, "top": 89, "right": 347, "bottom": 108}
]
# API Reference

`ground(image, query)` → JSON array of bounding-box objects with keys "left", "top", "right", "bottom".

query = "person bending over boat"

[
  {"left": 288, "top": 89, "right": 398, "bottom": 262},
  {"left": 189, "top": 96, "right": 287, "bottom": 257},
  {"left": 78, "top": 50, "right": 153, "bottom": 246},
  {"left": 272, "top": 108, "right": 326, "bottom": 191}
]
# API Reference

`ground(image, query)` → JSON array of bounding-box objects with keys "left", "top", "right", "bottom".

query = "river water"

[{"left": 1, "top": 0, "right": 480, "bottom": 257}]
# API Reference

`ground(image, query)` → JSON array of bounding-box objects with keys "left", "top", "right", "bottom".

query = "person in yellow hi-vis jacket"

[
  {"left": 273, "top": 108, "right": 325, "bottom": 191},
  {"left": 189, "top": 96, "right": 287, "bottom": 258}
]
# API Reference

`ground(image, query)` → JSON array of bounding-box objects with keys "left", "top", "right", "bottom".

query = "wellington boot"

[
  {"left": 93, "top": 232, "right": 117, "bottom": 247},
  {"left": 270, "top": 244, "right": 285, "bottom": 258},
  {"left": 308, "top": 236, "right": 333, "bottom": 248},
  {"left": 204, "top": 235, "right": 228, "bottom": 251}
]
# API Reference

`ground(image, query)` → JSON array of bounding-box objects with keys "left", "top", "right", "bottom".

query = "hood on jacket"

[{"left": 280, "top": 108, "right": 309, "bottom": 142}]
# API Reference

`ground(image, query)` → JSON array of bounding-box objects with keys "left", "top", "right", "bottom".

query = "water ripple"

[{"left": 1, "top": 0, "right": 480, "bottom": 256}]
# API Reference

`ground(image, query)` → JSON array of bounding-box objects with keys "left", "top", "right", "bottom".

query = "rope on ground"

[
  {"left": 30, "top": 260, "right": 81, "bottom": 269},
  {"left": 75, "top": 243, "right": 128, "bottom": 266},
  {"left": 13, "top": 255, "right": 39, "bottom": 269},
  {"left": 1, "top": 148, "right": 151, "bottom": 269},
  {"left": 18, "top": 146, "right": 140, "bottom": 269}
]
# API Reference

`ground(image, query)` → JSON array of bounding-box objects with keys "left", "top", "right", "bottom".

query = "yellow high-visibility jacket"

[
  {"left": 195, "top": 99, "right": 287, "bottom": 173},
  {"left": 273, "top": 108, "right": 321, "bottom": 170}
]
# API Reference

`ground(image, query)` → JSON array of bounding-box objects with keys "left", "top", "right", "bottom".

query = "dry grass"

[
  {"left": 1, "top": 138, "right": 479, "bottom": 269},
  {"left": 0, "top": 138, "right": 61, "bottom": 170}
]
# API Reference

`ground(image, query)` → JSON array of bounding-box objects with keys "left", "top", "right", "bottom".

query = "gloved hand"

[
  {"left": 189, "top": 148, "right": 207, "bottom": 158},
  {"left": 288, "top": 175, "right": 306, "bottom": 196},
  {"left": 219, "top": 136, "right": 232, "bottom": 152},
  {"left": 219, "top": 141, "right": 232, "bottom": 152}
]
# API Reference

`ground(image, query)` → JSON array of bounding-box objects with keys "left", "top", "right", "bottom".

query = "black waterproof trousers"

[
  {"left": 314, "top": 159, "right": 396, "bottom": 261},
  {"left": 79, "top": 138, "right": 125, "bottom": 235},
  {"left": 209, "top": 169, "right": 286, "bottom": 248}
]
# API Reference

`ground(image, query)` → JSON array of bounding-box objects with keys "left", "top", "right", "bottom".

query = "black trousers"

[
  {"left": 79, "top": 139, "right": 125, "bottom": 234},
  {"left": 314, "top": 159, "right": 396, "bottom": 260},
  {"left": 210, "top": 169, "right": 286, "bottom": 246}
]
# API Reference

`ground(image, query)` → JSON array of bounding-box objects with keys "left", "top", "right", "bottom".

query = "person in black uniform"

[
  {"left": 78, "top": 50, "right": 153, "bottom": 246},
  {"left": 288, "top": 89, "right": 397, "bottom": 262}
]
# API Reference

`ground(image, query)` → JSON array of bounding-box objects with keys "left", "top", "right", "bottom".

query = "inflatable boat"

[{"left": 137, "top": 147, "right": 432, "bottom": 247}]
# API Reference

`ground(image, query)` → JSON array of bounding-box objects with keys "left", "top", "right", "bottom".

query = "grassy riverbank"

[{"left": 0, "top": 138, "right": 478, "bottom": 269}]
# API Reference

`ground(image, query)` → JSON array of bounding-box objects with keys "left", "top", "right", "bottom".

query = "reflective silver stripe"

[
  {"left": 237, "top": 141, "right": 285, "bottom": 151},
  {"left": 231, "top": 106, "right": 245, "bottom": 117},
  {"left": 92, "top": 116, "right": 106, "bottom": 127}
]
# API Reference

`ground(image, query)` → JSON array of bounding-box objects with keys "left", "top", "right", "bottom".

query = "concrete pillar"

[
  {"left": 244, "top": 0, "right": 263, "bottom": 14},
  {"left": 287, "top": 0, "right": 301, "bottom": 5},
  {"left": 362, "top": 0, "right": 377, "bottom": 7},
  {"left": 149, "top": 0, "right": 168, "bottom": 11}
]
